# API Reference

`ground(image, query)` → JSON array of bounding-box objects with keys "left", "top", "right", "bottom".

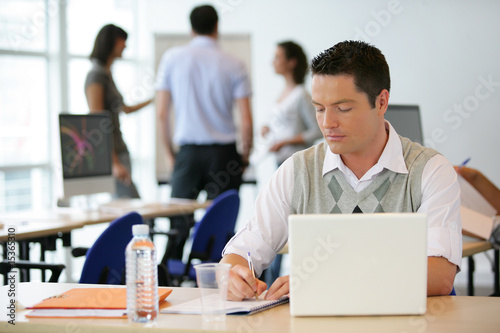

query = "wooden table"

[
  {"left": 0, "top": 201, "right": 209, "bottom": 281},
  {"left": 462, "top": 239, "right": 498, "bottom": 296},
  {"left": 0, "top": 200, "right": 209, "bottom": 242},
  {"left": 1, "top": 282, "right": 499, "bottom": 333},
  {"left": 0, "top": 200, "right": 209, "bottom": 243}
]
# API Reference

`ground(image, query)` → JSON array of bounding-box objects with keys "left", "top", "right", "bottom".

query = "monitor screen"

[
  {"left": 384, "top": 105, "right": 424, "bottom": 145},
  {"left": 59, "top": 114, "right": 115, "bottom": 198}
]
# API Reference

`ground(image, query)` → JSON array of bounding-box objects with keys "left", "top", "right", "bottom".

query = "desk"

[
  {"left": 1, "top": 282, "right": 500, "bottom": 333},
  {"left": 462, "top": 240, "right": 499, "bottom": 296},
  {"left": 0, "top": 200, "right": 209, "bottom": 242},
  {"left": 0, "top": 201, "right": 209, "bottom": 281}
]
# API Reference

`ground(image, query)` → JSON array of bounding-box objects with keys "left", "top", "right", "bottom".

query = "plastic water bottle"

[{"left": 126, "top": 224, "right": 159, "bottom": 324}]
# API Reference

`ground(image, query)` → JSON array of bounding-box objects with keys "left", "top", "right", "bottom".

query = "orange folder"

[{"left": 26, "top": 287, "right": 172, "bottom": 318}]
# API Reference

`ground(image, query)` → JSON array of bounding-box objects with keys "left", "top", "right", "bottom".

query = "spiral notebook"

[{"left": 161, "top": 292, "right": 289, "bottom": 315}]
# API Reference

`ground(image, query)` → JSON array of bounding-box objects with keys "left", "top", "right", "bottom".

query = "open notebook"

[{"left": 161, "top": 292, "right": 289, "bottom": 316}]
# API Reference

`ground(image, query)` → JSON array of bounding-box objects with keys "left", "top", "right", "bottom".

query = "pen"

[
  {"left": 246, "top": 251, "right": 259, "bottom": 301},
  {"left": 459, "top": 157, "right": 471, "bottom": 169}
]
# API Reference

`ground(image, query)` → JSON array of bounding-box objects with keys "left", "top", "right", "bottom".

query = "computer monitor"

[
  {"left": 384, "top": 104, "right": 424, "bottom": 145},
  {"left": 59, "top": 114, "right": 115, "bottom": 198}
]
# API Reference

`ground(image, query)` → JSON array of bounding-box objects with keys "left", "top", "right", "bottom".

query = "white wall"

[{"left": 142, "top": 0, "right": 500, "bottom": 187}]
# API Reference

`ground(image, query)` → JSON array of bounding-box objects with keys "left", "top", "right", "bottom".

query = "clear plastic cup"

[{"left": 194, "top": 263, "right": 231, "bottom": 322}]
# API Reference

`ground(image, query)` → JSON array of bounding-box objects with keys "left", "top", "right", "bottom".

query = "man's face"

[{"left": 312, "top": 74, "right": 387, "bottom": 159}]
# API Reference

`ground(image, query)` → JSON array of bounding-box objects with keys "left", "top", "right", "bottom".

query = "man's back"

[{"left": 156, "top": 36, "right": 251, "bottom": 145}]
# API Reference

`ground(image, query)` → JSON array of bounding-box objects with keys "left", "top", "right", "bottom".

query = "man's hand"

[
  {"left": 165, "top": 151, "right": 176, "bottom": 172},
  {"left": 227, "top": 264, "right": 267, "bottom": 301},
  {"left": 265, "top": 275, "right": 289, "bottom": 300}
]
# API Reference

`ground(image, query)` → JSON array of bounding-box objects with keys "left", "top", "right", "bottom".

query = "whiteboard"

[{"left": 154, "top": 34, "right": 252, "bottom": 183}]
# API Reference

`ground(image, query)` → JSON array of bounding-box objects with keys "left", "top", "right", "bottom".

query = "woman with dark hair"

[
  {"left": 85, "top": 24, "right": 152, "bottom": 198},
  {"left": 260, "top": 41, "right": 322, "bottom": 285},
  {"left": 260, "top": 41, "right": 321, "bottom": 167}
]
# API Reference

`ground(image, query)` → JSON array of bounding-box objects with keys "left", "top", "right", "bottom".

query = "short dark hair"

[
  {"left": 278, "top": 41, "right": 308, "bottom": 84},
  {"left": 190, "top": 5, "right": 218, "bottom": 35},
  {"left": 310, "top": 40, "right": 390, "bottom": 108},
  {"left": 90, "top": 24, "right": 128, "bottom": 63}
]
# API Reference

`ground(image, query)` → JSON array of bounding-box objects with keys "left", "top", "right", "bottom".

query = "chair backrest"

[
  {"left": 189, "top": 189, "right": 240, "bottom": 262},
  {"left": 79, "top": 212, "right": 143, "bottom": 284}
]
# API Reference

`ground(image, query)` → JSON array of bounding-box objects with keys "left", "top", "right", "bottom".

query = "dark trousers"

[{"left": 168, "top": 143, "right": 243, "bottom": 259}]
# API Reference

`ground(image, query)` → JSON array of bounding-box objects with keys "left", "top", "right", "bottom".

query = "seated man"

[{"left": 221, "top": 40, "right": 462, "bottom": 301}]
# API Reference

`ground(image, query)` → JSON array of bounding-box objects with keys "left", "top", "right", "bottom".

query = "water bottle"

[{"left": 126, "top": 224, "right": 159, "bottom": 324}]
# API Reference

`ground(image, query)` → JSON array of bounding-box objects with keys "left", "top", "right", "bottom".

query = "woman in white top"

[
  {"left": 260, "top": 41, "right": 322, "bottom": 284},
  {"left": 261, "top": 41, "right": 322, "bottom": 166}
]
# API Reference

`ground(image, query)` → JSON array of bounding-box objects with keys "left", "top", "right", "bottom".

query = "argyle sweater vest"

[{"left": 291, "top": 137, "right": 439, "bottom": 214}]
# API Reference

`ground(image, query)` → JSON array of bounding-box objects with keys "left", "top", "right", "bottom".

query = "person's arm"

[
  {"left": 418, "top": 155, "right": 462, "bottom": 295},
  {"left": 85, "top": 83, "right": 130, "bottom": 184},
  {"left": 122, "top": 98, "right": 153, "bottom": 114},
  {"left": 220, "top": 254, "right": 267, "bottom": 301},
  {"left": 455, "top": 166, "right": 500, "bottom": 214},
  {"left": 269, "top": 134, "right": 306, "bottom": 152},
  {"left": 427, "top": 256, "right": 457, "bottom": 296},
  {"left": 156, "top": 90, "right": 175, "bottom": 168},
  {"left": 237, "top": 97, "right": 253, "bottom": 167},
  {"left": 221, "top": 157, "right": 294, "bottom": 300}
]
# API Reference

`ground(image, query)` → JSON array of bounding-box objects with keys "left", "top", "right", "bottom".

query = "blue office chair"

[
  {"left": 166, "top": 189, "right": 240, "bottom": 285},
  {"left": 79, "top": 212, "right": 170, "bottom": 285},
  {"left": 79, "top": 212, "right": 143, "bottom": 285}
]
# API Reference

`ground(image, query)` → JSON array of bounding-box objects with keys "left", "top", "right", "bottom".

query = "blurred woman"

[
  {"left": 85, "top": 24, "right": 152, "bottom": 198},
  {"left": 260, "top": 41, "right": 321, "bottom": 167},
  {"left": 261, "top": 41, "right": 322, "bottom": 285}
]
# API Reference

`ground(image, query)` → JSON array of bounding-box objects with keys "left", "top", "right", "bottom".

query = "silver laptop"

[{"left": 288, "top": 213, "right": 428, "bottom": 316}]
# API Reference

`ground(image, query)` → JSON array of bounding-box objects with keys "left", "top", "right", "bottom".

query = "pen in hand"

[
  {"left": 246, "top": 251, "right": 259, "bottom": 301},
  {"left": 459, "top": 157, "right": 471, "bottom": 170}
]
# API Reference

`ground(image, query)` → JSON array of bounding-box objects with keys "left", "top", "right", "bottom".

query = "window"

[
  {"left": 0, "top": 0, "right": 51, "bottom": 212},
  {"left": 0, "top": 0, "right": 154, "bottom": 213}
]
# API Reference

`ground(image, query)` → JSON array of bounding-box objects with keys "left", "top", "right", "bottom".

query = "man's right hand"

[
  {"left": 165, "top": 151, "right": 176, "bottom": 172},
  {"left": 227, "top": 264, "right": 267, "bottom": 301}
]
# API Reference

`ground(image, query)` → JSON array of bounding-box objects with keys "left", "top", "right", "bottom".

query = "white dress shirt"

[{"left": 223, "top": 121, "right": 463, "bottom": 276}]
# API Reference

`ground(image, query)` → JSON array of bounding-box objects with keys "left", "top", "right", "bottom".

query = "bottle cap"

[{"left": 132, "top": 224, "right": 149, "bottom": 236}]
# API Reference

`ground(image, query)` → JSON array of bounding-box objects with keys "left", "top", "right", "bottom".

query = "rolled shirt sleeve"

[{"left": 419, "top": 154, "right": 463, "bottom": 269}]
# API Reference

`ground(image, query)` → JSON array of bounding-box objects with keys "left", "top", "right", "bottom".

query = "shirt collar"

[
  {"left": 322, "top": 120, "right": 408, "bottom": 178},
  {"left": 190, "top": 35, "right": 218, "bottom": 48}
]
